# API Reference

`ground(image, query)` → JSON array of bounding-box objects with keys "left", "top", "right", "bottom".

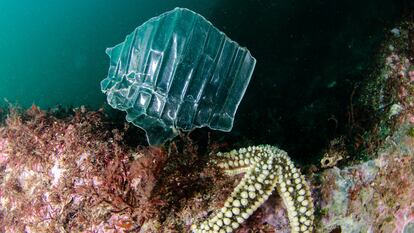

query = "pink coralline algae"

[
  {"left": 0, "top": 137, "right": 7, "bottom": 166},
  {"left": 315, "top": 117, "right": 414, "bottom": 233},
  {"left": 393, "top": 204, "right": 414, "bottom": 233}
]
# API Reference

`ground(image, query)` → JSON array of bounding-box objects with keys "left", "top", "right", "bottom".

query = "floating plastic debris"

[{"left": 101, "top": 7, "right": 256, "bottom": 145}]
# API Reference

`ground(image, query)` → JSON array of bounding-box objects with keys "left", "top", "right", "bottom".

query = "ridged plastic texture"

[{"left": 101, "top": 8, "right": 256, "bottom": 145}]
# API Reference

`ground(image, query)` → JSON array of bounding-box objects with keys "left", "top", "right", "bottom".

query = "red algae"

[{"left": 0, "top": 106, "right": 171, "bottom": 232}]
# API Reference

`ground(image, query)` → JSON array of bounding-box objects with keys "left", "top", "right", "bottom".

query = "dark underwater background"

[{"left": 1, "top": 0, "right": 412, "bottom": 161}]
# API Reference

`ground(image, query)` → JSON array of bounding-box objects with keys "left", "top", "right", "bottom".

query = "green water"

[
  {"left": 0, "top": 0, "right": 218, "bottom": 108},
  {"left": 0, "top": 0, "right": 408, "bottom": 159}
]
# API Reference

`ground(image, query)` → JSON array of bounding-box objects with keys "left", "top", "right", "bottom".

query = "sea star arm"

[{"left": 192, "top": 145, "right": 314, "bottom": 233}]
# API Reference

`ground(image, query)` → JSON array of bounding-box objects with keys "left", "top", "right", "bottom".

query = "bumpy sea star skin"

[{"left": 192, "top": 145, "right": 314, "bottom": 233}]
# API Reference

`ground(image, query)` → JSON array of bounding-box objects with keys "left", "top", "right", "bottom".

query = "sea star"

[{"left": 192, "top": 145, "right": 314, "bottom": 233}]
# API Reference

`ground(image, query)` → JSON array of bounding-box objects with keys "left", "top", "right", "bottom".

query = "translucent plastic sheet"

[{"left": 101, "top": 8, "right": 256, "bottom": 145}]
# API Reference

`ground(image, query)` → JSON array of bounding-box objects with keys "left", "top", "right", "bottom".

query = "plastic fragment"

[{"left": 101, "top": 7, "right": 256, "bottom": 145}]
